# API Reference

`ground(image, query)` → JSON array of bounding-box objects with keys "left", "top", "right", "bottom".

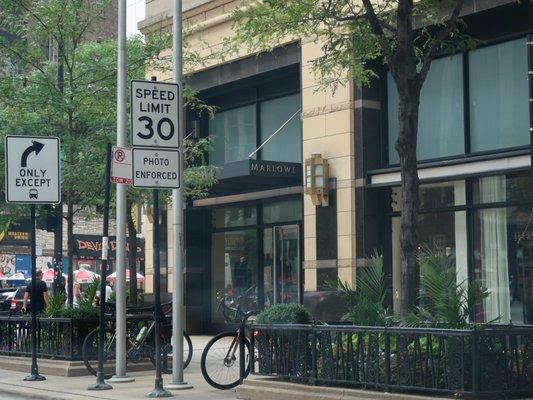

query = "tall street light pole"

[
  {"left": 109, "top": 0, "right": 133, "bottom": 384},
  {"left": 166, "top": 0, "right": 192, "bottom": 391}
]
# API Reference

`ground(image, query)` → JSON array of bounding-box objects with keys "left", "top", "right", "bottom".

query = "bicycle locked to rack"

[
  {"left": 200, "top": 289, "right": 260, "bottom": 390},
  {"left": 82, "top": 302, "right": 193, "bottom": 378}
]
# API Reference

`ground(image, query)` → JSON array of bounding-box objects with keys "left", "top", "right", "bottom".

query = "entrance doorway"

[{"left": 263, "top": 225, "right": 300, "bottom": 307}]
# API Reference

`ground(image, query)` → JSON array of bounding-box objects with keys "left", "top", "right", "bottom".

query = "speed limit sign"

[{"left": 131, "top": 80, "right": 180, "bottom": 148}]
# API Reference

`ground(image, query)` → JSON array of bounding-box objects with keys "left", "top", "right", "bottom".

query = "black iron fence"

[
  {"left": 0, "top": 316, "right": 98, "bottom": 360},
  {"left": 251, "top": 324, "right": 533, "bottom": 397},
  {"left": 0, "top": 314, "right": 156, "bottom": 361}
]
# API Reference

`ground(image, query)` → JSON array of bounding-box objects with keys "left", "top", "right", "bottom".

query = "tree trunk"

[
  {"left": 66, "top": 203, "right": 74, "bottom": 306},
  {"left": 395, "top": 87, "right": 421, "bottom": 314},
  {"left": 127, "top": 201, "right": 138, "bottom": 306}
]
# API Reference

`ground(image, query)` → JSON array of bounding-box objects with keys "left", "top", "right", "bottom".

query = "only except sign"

[
  {"left": 5, "top": 136, "right": 61, "bottom": 204},
  {"left": 131, "top": 80, "right": 179, "bottom": 149},
  {"left": 132, "top": 148, "right": 180, "bottom": 189}
]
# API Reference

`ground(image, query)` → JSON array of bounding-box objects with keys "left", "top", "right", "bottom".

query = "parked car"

[
  {"left": 9, "top": 287, "right": 30, "bottom": 315},
  {"left": 0, "top": 289, "right": 16, "bottom": 313}
]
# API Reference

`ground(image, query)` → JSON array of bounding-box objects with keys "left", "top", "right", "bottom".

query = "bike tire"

[
  {"left": 200, "top": 331, "right": 251, "bottom": 390},
  {"left": 82, "top": 327, "right": 115, "bottom": 379},
  {"left": 149, "top": 330, "right": 193, "bottom": 374}
]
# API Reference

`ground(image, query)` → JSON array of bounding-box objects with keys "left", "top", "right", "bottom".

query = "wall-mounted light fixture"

[{"left": 304, "top": 153, "right": 329, "bottom": 206}]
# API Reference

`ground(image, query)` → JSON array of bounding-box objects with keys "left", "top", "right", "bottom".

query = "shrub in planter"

[{"left": 255, "top": 304, "right": 312, "bottom": 376}]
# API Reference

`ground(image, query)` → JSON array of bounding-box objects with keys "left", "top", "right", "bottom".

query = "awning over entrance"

[{"left": 211, "top": 159, "right": 302, "bottom": 195}]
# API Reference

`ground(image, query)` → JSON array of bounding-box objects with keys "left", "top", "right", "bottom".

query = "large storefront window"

[
  {"left": 209, "top": 105, "right": 256, "bottom": 165},
  {"left": 211, "top": 199, "right": 303, "bottom": 325},
  {"left": 469, "top": 38, "right": 528, "bottom": 152},
  {"left": 390, "top": 173, "right": 532, "bottom": 324},
  {"left": 260, "top": 93, "right": 301, "bottom": 163},
  {"left": 211, "top": 230, "right": 258, "bottom": 323},
  {"left": 388, "top": 54, "right": 464, "bottom": 164},
  {"left": 386, "top": 37, "right": 528, "bottom": 165}
]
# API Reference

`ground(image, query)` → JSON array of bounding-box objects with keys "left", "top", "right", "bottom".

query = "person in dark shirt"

[{"left": 23, "top": 270, "right": 49, "bottom": 315}]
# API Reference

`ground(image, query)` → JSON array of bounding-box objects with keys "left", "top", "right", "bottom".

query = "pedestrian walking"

[{"left": 22, "top": 270, "right": 49, "bottom": 315}]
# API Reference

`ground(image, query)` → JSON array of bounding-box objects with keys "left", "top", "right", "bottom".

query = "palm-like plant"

[
  {"left": 402, "top": 247, "right": 493, "bottom": 328},
  {"left": 335, "top": 252, "right": 391, "bottom": 326}
]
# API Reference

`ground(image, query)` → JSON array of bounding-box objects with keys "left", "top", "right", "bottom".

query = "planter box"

[{"left": 251, "top": 323, "right": 533, "bottom": 397}]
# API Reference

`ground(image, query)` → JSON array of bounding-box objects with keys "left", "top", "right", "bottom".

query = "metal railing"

[
  {"left": 250, "top": 324, "right": 533, "bottom": 396},
  {"left": 0, "top": 316, "right": 98, "bottom": 360},
  {"left": 0, "top": 313, "right": 156, "bottom": 361}
]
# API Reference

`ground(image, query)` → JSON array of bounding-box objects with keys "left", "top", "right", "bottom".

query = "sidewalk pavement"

[{"left": 0, "top": 336, "right": 237, "bottom": 400}]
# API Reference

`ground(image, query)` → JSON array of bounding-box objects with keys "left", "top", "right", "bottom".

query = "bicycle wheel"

[
  {"left": 82, "top": 327, "right": 116, "bottom": 379},
  {"left": 150, "top": 329, "right": 193, "bottom": 374},
  {"left": 200, "top": 331, "right": 251, "bottom": 390}
]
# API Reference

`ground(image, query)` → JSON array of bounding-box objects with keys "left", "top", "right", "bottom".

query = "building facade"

[{"left": 140, "top": 0, "right": 532, "bottom": 332}]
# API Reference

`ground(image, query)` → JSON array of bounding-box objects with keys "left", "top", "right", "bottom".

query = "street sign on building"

[
  {"left": 130, "top": 80, "right": 180, "bottom": 149},
  {"left": 132, "top": 148, "right": 180, "bottom": 189},
  {"left": 111, "top": 146, "right": 132, "bottom": 184},
  {"left": 5, "top": 136, "right": 61, "bottom": 204}
]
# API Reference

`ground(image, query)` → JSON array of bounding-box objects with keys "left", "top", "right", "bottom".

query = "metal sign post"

[
  {"left": 147, "top": 189, "right": 171, "bottom": 398},
  {"left": 131, "top": 76, "right": 177, "bottom": 398},
  {"left": 5, "top": 135, "right": 61, "bottom": 382},
  {"left": 166, "top": 0, "right": 192, "bottom": 391},
  {"left": 108, "top": 0, "right": 132, "bottom": 384},
  {"left": 25, "top": 204, "right": 45, "bottom": 381},
  {"left": 88, "top": 143, "right": 113, "bottom": 391}
]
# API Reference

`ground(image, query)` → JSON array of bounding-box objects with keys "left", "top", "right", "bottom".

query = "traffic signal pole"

[{"left": 108, "top": 0, "right": 133, "bottom": 384}]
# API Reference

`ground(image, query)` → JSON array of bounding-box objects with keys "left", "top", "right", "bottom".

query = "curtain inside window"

[{"left": 478, "top": 176, "right": 510, "bottom": 323}]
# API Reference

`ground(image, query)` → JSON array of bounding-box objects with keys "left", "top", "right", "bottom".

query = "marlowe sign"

[
  {"left": 5, "top": 136, "right": 61, "bottom": 204},
  {"left": 131, "top": 80, "right": 179, "bottom": 149},
  {"left": 132, "top": 148, "right": 180, "bottom": 189}
]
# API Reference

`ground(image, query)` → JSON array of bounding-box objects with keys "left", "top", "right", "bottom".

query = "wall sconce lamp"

[{"left": 304, "top": 153, "right": 329, "bottom": 206}]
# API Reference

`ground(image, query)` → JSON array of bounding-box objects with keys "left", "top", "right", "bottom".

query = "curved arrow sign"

[{"left": 21, "top": 141, "right": 45, "bottom": 167}]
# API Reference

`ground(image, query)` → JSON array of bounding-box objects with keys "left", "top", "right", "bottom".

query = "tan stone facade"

[{"left": 140, "top": 0, "right": 358, "bottom": 299}]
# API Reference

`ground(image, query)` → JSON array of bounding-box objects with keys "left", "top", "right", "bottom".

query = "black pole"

[
  {"left": 52, "top": 202, "right": 63, "bottom": 292},
  {"left": 147, "top": 189, "right": 171, "bottom": 398},
  {"left": 24, "top": 204, "right": 45, "bottom": 381},
  {"left": 88, "top": 143, "right": 113, "bottom": 391},
  {"left": 526, "top": 34, "right": 533, "bottom": 327},
  {"left": 54, "top": 42, "right": 64, "bottom": 294}
]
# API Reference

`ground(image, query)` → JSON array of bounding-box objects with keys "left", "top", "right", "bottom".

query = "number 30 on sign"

[{"left": 130, "top": 80, "right": 179, "bottom": 149}]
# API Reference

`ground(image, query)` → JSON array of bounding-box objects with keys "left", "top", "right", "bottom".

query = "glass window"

[
  {"left": 260, "top": 94, "right": 301, "bottom": 163},
  {"left": 473, "top": 205, "right": 533, "bottom": 324},
  {"left": 212, "top": 206, "right": 257, "bottom": 229},
  {"left": 391, "top": 210, "right": 468, "bottom": 312},
  {"left": 209, "top": 104, "right": 256, "bottom": 165},
  {"left": 388, "top": 54, "right": 465, "bottom": 164},
  {"left": 211, "top": 230, "right": 258, "bottom": 323},
  {"left": 391, "top": 180, "right": 466, "bottom": 212},
  {"left": 469, "top": 38, "right": 528, "bottom": 152},
  {"left": 263, "top": 199, "right": 302, "bottom": 224},
  {"left": 473, "top": 173, "right": 533, "bottom": 205}
]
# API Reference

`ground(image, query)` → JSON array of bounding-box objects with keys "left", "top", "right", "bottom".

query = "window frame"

[
  {"left": 383, "top": 34, "right": 530, "bottom": 168},
  {"left": 202, "top": 75, "right": 301, "bottom": 165}
]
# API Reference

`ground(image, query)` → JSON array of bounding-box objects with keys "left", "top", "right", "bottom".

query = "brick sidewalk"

[{"left": 0, "top": 336, "right": 236, "bottom": 400}]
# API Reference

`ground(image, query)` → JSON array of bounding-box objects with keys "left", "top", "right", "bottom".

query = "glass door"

[{"left": 263, "top": 225, "right": 300, "bottom": 306}]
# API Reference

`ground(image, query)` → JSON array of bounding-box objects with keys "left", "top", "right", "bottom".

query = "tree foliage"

[
  {"left": 231, "top": 0, "right": 473, "bottom": 313},
  {"left": 0, "top": 0, "right": 216, "bottom": 231}
]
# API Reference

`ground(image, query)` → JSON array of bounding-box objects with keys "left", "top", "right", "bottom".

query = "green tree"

[
  {"left": 231, "top": 0, "right": 473, "bottom": 313},
  {"left": 0, "top": 0, "right": 216, "bottom": 304}
]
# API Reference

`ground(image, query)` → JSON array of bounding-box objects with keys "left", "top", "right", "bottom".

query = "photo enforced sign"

[{"left": 132, "top": 148, "right": 180, "bottom": 189}]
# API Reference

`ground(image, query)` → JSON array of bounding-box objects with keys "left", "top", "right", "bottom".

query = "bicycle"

[
  {"left": 200, "top": 293, "right": 259, "bottom": 390},
  {"left": 82, "top": 302, "right": 193, "bottom": 378}
]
